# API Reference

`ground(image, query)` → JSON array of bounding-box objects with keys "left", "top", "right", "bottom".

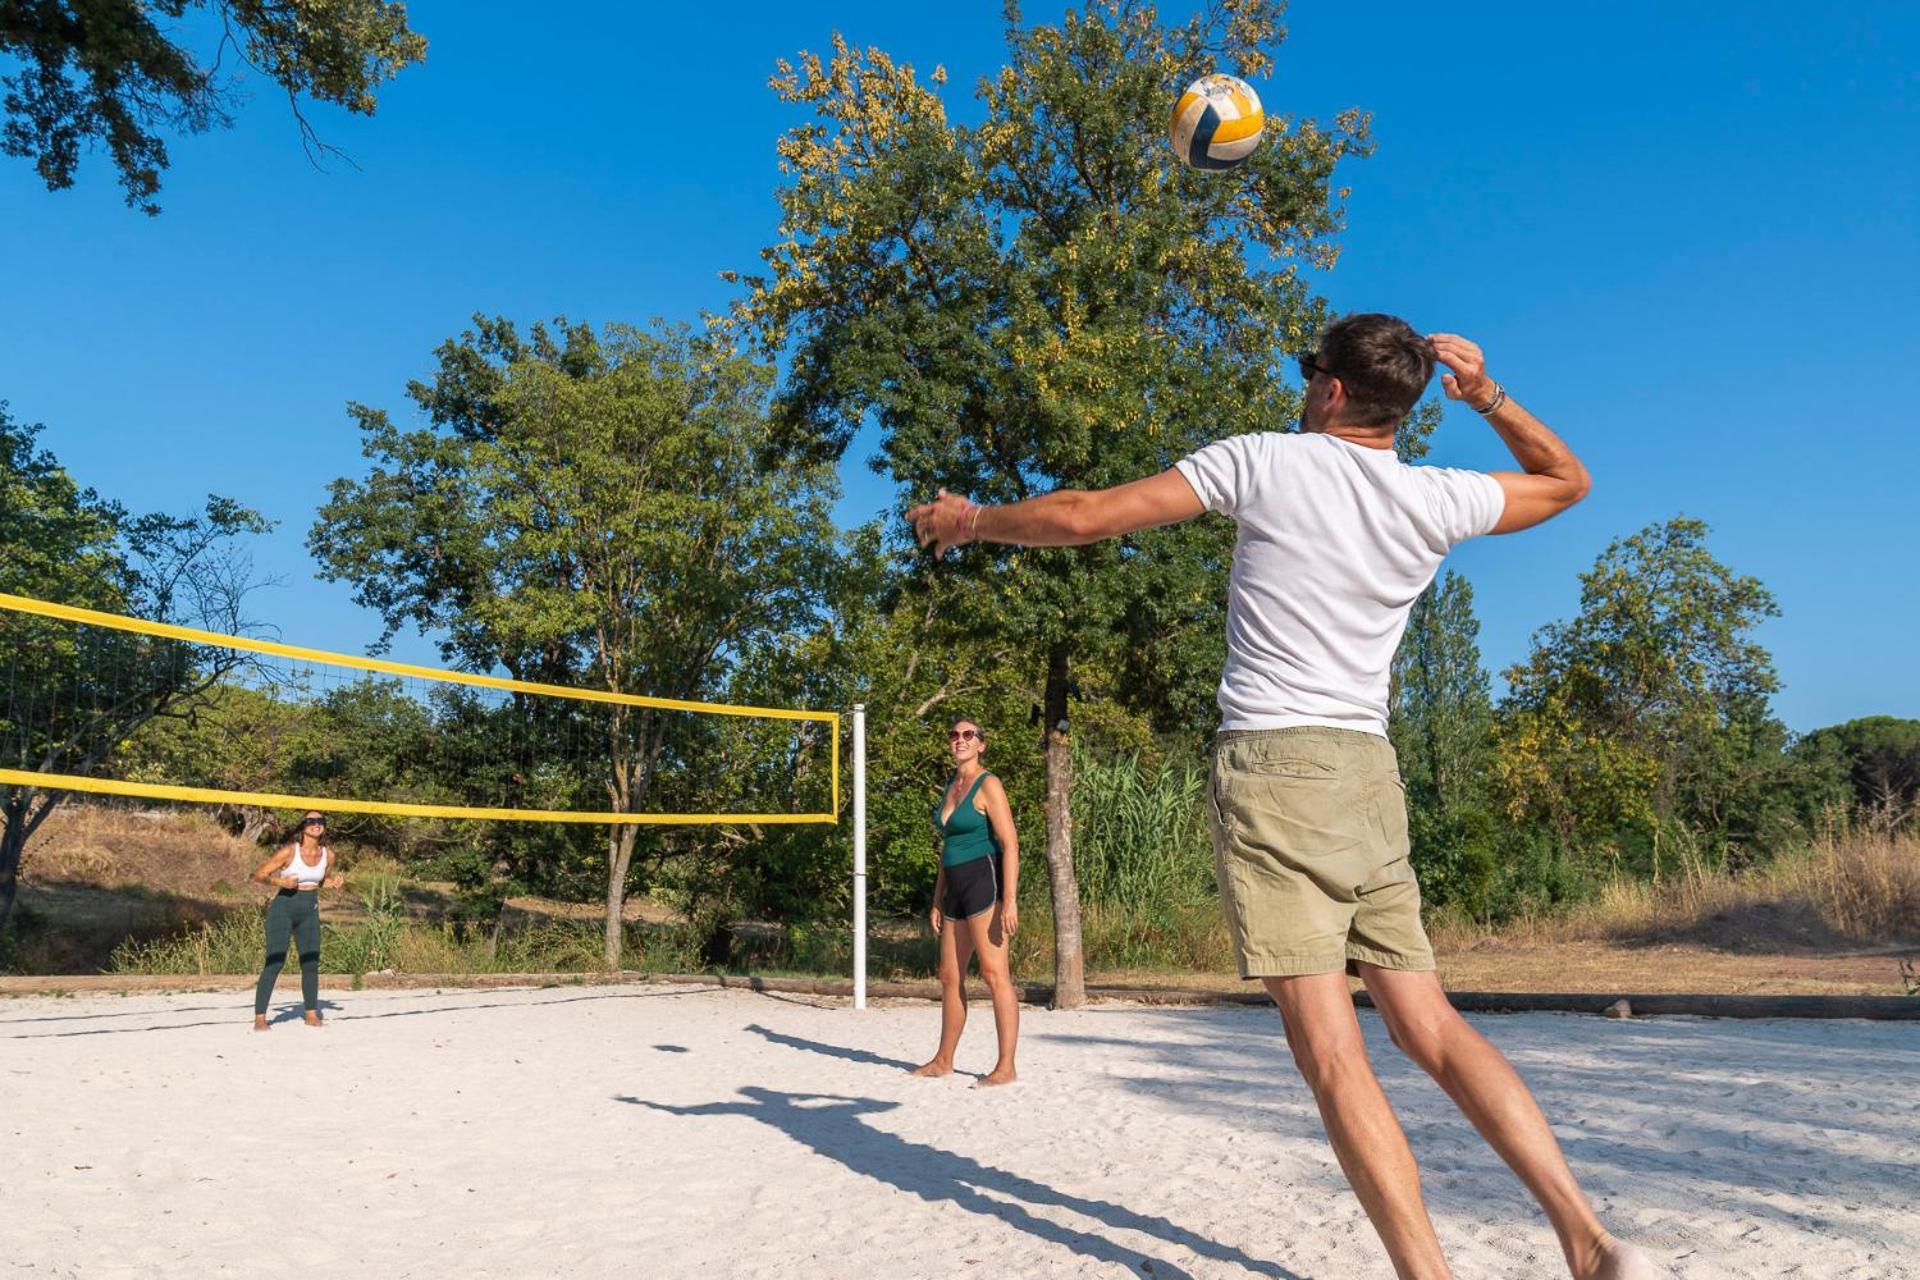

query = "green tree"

[
  {"left": 1496, "top": 516, "right": 1789, "bottom": 879},
  {"left": 310, "top": 318, "right": 839, "bottom": 968},
  {"left": 730, "top": 1, "right": 1366, "bottom": 1004},
  {"left": 119, "top": 682, "right": 309, "bottom": 841},
  {"left": 1392, "top": 573, "right": 1490, "bottom": 811},
  {"left": 1389, "top": 570, "right": 1499, "bottom": 911},
  {"left": 2, "top": 0, "right": 426, "bottom": 214},
  {"left": 1791, "top": 717, "right": 1920, "bottom": 828},
  {"left": 747, "top": 528, "right": 1047, "bottom": 913},
  {"left": 0, "top": 404, "right": 269, "bottom": 930}
]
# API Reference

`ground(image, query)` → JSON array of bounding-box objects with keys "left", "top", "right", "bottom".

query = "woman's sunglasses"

[
  {"left": 948, "top": 729, "right": 981, "bottom": 742},
  {"left": 301, "top": 817, "right": 327, "bottom": 828}
]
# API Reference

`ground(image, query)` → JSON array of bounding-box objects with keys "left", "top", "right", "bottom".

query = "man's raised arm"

[
  {"left": 908, "top": 469, "right": 1204, "bottom": 557},
  {"left": 1431, "top": 332, "right": 1592, "bottom": 534}
]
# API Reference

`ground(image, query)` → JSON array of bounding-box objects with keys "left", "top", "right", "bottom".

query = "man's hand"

[
  {"left": 907, "top": 489, "right": 977, "bottom": 558},
  {"left": 1430, "top": 333, "right": 1496, "bottom": 408},
  {"left": 1431, "top": 332, "right": 1592, "bottom": 534}
]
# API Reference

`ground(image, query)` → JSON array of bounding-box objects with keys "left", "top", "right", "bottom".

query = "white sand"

[{"left": 2, "top": 984, "right": 1914, "bottom": 1279}]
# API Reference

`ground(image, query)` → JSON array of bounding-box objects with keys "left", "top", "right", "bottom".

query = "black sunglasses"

[
  {"left": 302, "top": 817, "right": 327, "bottom": 827},
  {"left": 1297, "top": 353, "right": 1338, "bottom": 383}
]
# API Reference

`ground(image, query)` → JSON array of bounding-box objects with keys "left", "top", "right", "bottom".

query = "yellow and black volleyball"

[{"left": 1169, "top": 73, "right": 1264, "bottom": 171}]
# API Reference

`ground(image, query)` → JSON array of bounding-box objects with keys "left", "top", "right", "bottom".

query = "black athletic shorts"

[{"left": 942, "top": 855, "right": 1000, "bottom": 921}]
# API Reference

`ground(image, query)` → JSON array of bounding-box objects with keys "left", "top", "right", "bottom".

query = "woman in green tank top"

[{"left": 911, "top": 717, "right": 1022, "bottom": 1086}]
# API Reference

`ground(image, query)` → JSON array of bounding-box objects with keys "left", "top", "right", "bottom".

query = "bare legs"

[
  {"left": 910, "top": 908, "right": 1019, "bottom": 1084},
  {"left": 967, "top": 908, "right": 1020, "bottom": 1084},
  {"left": 909, "top": 919, "right": 972, "bottom": 1078},
  {"left": 1265, "top": 972, "right": 1452, "bottom": 1280},
  {"left": 1265, "top": 965, "right": 1632, "bottom": 1280},
  {"left": 1361, "top": 966, "right": 1612, "bottom": 1277}
]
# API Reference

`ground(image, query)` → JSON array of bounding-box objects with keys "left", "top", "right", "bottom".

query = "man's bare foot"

[
  {"left": 253, "top": 1015, "right": 270, "bottom": 1032},
  {"left": 1582, "top": 1235, "right": 1661, "bottom": 1280},
  {"left": 907, "top": 1060, "right": 953, "bottom": 1078},
  {"left": 974, "top": 1066, "right": 1017, "bottom": 1087}
]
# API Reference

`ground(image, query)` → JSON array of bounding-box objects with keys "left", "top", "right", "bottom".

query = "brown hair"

[{"left": 1317, "top": 313, "right": 1435, "bottom": 427}]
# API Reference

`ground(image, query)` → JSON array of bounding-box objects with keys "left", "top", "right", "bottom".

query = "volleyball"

[{"left": 1168, "top": 73, "right": 1264, "bottom": 171}]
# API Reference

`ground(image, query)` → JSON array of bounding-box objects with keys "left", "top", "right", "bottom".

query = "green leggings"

[{"left": 254, "top": 890, "right": 320, "bottom": 1015}]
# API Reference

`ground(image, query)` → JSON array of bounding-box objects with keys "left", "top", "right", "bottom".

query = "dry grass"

[
  {"left": 1431, "top": 828, "right": 1920, "bottom": 954},
  {"left": 26, "top": 804, "right": 264, "bottom": 899}
]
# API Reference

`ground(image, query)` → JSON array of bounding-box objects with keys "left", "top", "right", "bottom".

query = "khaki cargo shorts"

[{"left": 1208, "top": 726, "right": 1433, "bottom": 978}]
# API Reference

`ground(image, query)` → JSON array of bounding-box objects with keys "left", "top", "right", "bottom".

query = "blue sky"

[{"left": 0, "top": 2, "right": 1913, "bottom": 731}]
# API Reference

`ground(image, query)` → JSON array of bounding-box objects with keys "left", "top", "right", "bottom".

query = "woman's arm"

[
  {"left": 321, "top": 848, "right": 343, "bottom": 890},
  {"left": 251, "top": 847, "right": 295, "bottom": 890},
  {"left": 979, "top": 776, "right": 1019, "bottom": 936},
  {"left": 929, "top": 865, "right": 947, "bottom": 935}
]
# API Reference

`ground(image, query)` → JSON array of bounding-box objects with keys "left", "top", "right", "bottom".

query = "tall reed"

[{"left": 1071, "top": 748, "right": 1216, "bottom": 914}]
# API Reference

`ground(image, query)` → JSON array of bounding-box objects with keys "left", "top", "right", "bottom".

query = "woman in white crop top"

[{"left": 249, "top": 810, "right": 342, "bottom": 1030}]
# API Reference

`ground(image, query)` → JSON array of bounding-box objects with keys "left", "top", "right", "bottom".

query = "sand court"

[{"left": 3, "top": 984, "right": 1914, "bottom": 1278}]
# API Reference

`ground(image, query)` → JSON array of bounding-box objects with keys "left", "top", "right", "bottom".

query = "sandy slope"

[{"left": 2, "top": 985, "right": 1913, "bottom": 1279}]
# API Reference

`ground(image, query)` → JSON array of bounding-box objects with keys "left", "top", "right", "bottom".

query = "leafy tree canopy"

[{"left": 2, "top": 0, "right": 426, "bottom": 213}]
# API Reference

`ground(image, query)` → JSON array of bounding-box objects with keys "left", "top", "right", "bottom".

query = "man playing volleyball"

[{"left": 909, "top": 314, "right": 1659, "bottom": 1280}]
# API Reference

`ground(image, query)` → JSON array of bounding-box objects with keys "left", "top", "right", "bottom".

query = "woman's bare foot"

[
  {"left": 908, "top": 1059, "right": 953, "bottom": 1078},
  {"left": 974, "top": 1065, "right": 1017, "bottom": 1087},
  {"left": 252, "top": 1015, "right": 270, "bottom": 1032},
  {"left": 303, "top": 1011, "right": 324, "bottom": 1028}
]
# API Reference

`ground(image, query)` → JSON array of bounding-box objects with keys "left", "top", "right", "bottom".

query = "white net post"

[{"left": 852, "top": 703, "right": 868, "bottom": 1010}]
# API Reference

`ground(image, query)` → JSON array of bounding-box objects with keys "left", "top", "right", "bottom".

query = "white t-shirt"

[{"left": 1174, "top": 431, "right": 1505, "bottom": 737}]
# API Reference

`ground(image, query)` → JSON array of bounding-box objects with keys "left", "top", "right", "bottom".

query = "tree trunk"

[
  {"left": 239, "top": 806, "right": 275, "bottom": 844},
  {"left": 0, "top": 789, "right": 55, "bottom": 937},
  {"left": 214, "top": 804, "right": 275, "bottom": 844},
  {"left": 0, "top": 795, "right": 27, "bottom": 936},
  {"left": 603, "top": 823, "right": 640, "bottom": 970},
  {"left": 1041, "top": 644, "right": 1086, "bottom": 1009}
]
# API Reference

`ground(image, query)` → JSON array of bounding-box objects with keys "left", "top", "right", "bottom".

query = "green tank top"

[{"left": 935, "top": 771, "right": 999, "bottom": 868}]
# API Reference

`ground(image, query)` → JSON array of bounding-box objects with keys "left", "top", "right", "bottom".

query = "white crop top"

[{"left": 285, "top": 843, "right": 330, "bottom": 887}]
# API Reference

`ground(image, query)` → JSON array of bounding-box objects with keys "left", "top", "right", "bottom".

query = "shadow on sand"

[
  {"left": 744, "top": 1021, "right": 934, "bottom": 1075},
  {"left": 621, "top": 1085, "right": 1305, "bottom": 1279}
]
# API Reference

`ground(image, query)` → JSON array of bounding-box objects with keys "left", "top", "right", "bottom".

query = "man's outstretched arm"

[
  {"left": 908, "top": 469, "right": 1204, "bottom": 557},
  {"left": 1432, "top": 332, "right": 1592, "bottom": 534}
]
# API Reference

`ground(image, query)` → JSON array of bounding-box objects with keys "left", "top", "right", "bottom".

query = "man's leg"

[
  {"left": 1360, "top": 963, "right": 1656, "bottom": 1280},
  {"left": 1266, "top": 971, "right": 1453, "bottom": 1280}
]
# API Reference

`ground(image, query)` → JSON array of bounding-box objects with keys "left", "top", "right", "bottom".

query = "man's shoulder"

[
  {"left": 1184, "top": 428, "right": 1320, "bottom": 460},
  {"left": 1397, "top": 461, "right": 1507, "bottom": 540},
  {"left": 1402, "top": 459, "right": 1499, "bottom": 488}
]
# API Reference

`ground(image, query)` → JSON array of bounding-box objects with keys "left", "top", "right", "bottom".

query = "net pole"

[{"left": 852, "top": 703, "right": 868, "bottom": 1010}]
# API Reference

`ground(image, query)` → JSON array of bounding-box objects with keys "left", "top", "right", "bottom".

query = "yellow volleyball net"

[{"left": 0, "top": 592, "right": 838, "bottom": 826}]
